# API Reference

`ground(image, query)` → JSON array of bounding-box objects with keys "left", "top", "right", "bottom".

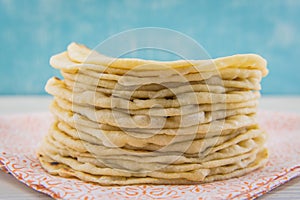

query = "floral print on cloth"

[{"left": 0, "top": 111, "right": 299, "bottom": 200}]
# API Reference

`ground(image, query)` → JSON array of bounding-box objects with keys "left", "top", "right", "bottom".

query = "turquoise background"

[{"left": 0, "top": 0, "right": 300, "bottom": 95}]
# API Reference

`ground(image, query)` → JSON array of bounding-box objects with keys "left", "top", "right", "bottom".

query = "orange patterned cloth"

[{"left": 0, "top": 111, "right": 299, "bottom": 199}]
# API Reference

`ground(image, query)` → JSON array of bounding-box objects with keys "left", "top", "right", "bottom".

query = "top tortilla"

[{"left": 50, "top": 42, "right": 268, "bottom": 76}]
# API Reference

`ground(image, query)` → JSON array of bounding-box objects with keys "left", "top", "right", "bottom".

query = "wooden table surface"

[{"left": 0, "top": 95, "right": 299, "bottom": 199}]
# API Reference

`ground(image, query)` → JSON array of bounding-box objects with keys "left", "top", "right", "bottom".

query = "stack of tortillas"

[{"left": 38, "top": 42, "right": 269, "bottom": 185}]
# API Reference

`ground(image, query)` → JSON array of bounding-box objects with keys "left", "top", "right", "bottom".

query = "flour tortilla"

[
  {"left": 51, "top": 120, "right": 244, "bottom": 153},
  {"left": 63, "top": 67, "right": 262, "bottom": 87},
  {"left": 51, "top": 50, "right": 265, "bottom": 80},
  {"left": 50, "top": 101, "right": 258, "bottom": 136},
  {"left": 50, "top": 48, "right": 268, "bottom": 80},
  {"left": 39, "top": 123, "right": 266, "bottom": 171},
  {"left": 64, "top": 78, "right": 246, "bottom": 100},
  {"left": 44, "top": 122, "right": 265, "bottom": 158},
  {"left": 42, "top": 126, "right": 265, "bottom": 165},
  {"left": 63, "top": 73, "right": 261, "bottom": 93},
  {"left": 55, "top": 96, "right": 258, "bottom": 117},
  {"left": 38, "top": 143, "right": 261, "bottom": 178},
  {"left": 38, "top": 147, "right": 268, "bottom": 185},
  {"left": 46, "top": 77, "right": 260, "bottom": 110},
  {"left": 62, "top": 43, "right": 268, "bottom": 77},
  {"left": 53, "top": 98, "right": 256, "bottom": 129},
  {"left": 61, "top": 71, "right": 261, "bottom": 91},
  {"left": 57, "top": 120, "right": 252, "bottom": 148},
  {"left": 46, "top": 122, "right": 236, "bottom": 155}
]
